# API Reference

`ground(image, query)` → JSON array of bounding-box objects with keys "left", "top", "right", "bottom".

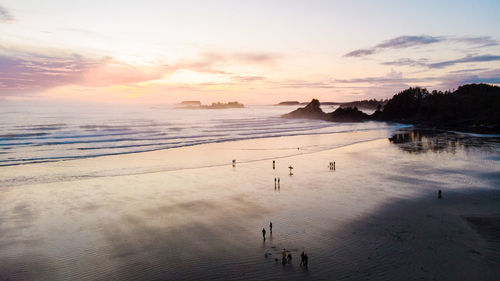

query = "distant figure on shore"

[
  {"left": 278, "top": 177, "right": 280, "bottom": 186},
  {"left": 270, "top": 222, "right": 273, "bottom": 233},
  {"left": 264, "top": 249, "right": 269, "bottom": 257},
  {"left": 288, "top": 166, "right": 293, "bottom": 175},
  {"left": 304, "top": 253, "right": 308, "bottom": 267},
  {"left": 300, "top": 251, "right": 305, "bottom": 266},
  {"left": 273, "top": 160, "right": 275, "bottom": 169},
  {"left": 262, "top": 228, "right": 266, "bottom": 240},
  {"left": 438, "top": 190, "right": 442, "bottom": 199},
  {"left": 232, "top": 159, "right": 236, "bottom": 167},
  {"left": 274, "top": 177, "right": 277, "bottom": 187},
  {"left": 287, "top": 253, "right": 292, "bottom": 264},
  {"left": 334, "top": 161, "right": 335, "bottom": 170},
  {"left": 281, "top": 249, "right": 287, "bottom": 265}
]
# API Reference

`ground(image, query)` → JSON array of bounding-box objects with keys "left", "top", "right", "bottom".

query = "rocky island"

[
  {"left": 178, "top": 101, "right": 244, "bottom": 109},
  {"left": 282, "top": 98, "right": 369, "bottom": 122},
  {"left": 283, "top": 83, "right": 500, "bottom": 133}
]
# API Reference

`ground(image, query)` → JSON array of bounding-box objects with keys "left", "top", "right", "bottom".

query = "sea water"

[{"left": 0, "top": 102, "right": 402, "bottom": 167}]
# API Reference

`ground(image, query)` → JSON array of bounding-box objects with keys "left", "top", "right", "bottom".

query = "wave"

[{"left": 0, "top": 106, "right": 408, "bottom": 167}]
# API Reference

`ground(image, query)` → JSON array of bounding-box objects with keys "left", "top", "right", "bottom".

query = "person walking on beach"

[
  {"left": 438, "top": 189, "right": 442, "bottom": 199},
  {"left": 304, "top": 253, "right": 308, "bottom": 267},
  {"left": 300, "top": 251, "right": 305, "bottom": 266},
  {"left": 287, "top": 253, "right": 292, "bottom": 264},
  {"left": 277, "top": 177, "right": 280, "bottom": 188},
  {"left": 262, "top": 228, "right": 266, "bottom": 240},
  {"left": 333, "top": 161, "right": 335, "bottom": 170},
  {"left": 270, "top": 222, "right": 273, "bottom": 234},
  {"left": 281, "top": 249, "right": 287, "bottom": 265},
  {"left": 273, "top": 160, "right": 275, "bottom": 170}
]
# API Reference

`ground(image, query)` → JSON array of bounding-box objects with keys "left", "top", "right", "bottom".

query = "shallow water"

[
  {"left": 0, "top": 130, "right": 499, "bottom": 280},
  {"left": 0, "top": 102, "right": 401, "bottom": 166}
]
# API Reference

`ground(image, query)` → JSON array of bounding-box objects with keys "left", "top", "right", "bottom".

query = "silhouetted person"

[
  {"left": 262, "top": 228, "right": 266, "bottom": 240},
  {"left": 333, "top": 161, "right": 335, "bottom": 170},
  {"left": 287, "top": 253, "right": 292, "bottom": 264},
  {"left": 273, "top": 160, "right": 275, "bottom": 169},
  {"left": 278, "top": 177, "right": 280, "bottom": 188},
  {"left": 438, "top": 190, "right": 442, "bottom": 199},
  {"left": 304, "top": 253, "right": 308, "bottom": 267},
  {"left": 300, "top": 251, "right": 305, "bottom": 266},
  {"left": 232, "top": 159, "right": 236, "bottom": 167},
  {"left": 270, "top": 222, "right": 273, "bottom": 233}
]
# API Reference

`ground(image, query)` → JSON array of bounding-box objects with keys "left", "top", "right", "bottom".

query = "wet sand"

[{"left": 0, "top": 131, "right": 499, "bottom": 280}]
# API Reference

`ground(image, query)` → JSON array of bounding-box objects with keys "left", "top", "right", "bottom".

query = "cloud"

[
  {"left": 0, "top": 46, "right": 168, "bottom": 94},
  {"left": 381, "top": 58, "right": 429, "bottom": 67},
  {"left": 345, "top": 35, "right": 442, "bottom": 57},
  {"left": 232, "top": 75, "right": 266, "bottom": 82},
  {"left": 233, "top": 52, "right": 281, "bottom": 63},
  {"left": 344, "top": 49, "right": 376, "bottom": 57},
  {"left": 344, "top": 35, "right": 498, "bottom": 57},
  {"left": 437, "top": 68, "right": 500, "bottom": 90},
  {"left": 277, "top": 80, "right": 336, "bottom": 89},
  {"left": 381, "top": 54, "right": 500, "bottom": 69},
  {"left": 173, "top": 51, "right": 281, "bottom": 75},
  {"left": 0, "top": 5, "right": 14, "bottom": 22},
  {"left": 376, "top": 35, "right": 442, "bottom": 49},
  {"left": 451, "top": 36, "right": 498, "bottom": 48},
  {"left": 0, "top": 51, "right": 98, "bottom": 92},
  {"left": 0, "top": 5, "right": 16, "bottom": 22},
  {"left": 428, "top": 54, "right": 500, "bottom": 69}
]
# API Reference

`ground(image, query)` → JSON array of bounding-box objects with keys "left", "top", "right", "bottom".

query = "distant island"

[
  {"left": 276, "top": 101, "right": 301, "bottom": 106},
  {"left": 276, "top": 99, "right": 387, "bottom": 110},
  {"left": 283, "top": 83, "right": 500, "bottom": 133},
  {"left": 178, "top": 101, "right": 244, "bottom": 109}
]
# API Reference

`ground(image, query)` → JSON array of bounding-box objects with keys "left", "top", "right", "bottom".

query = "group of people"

[
  {"left": 274, "top": 177, "right": 280, "bottom": 189},
  {"left": 329, "top": 161, "right": 336, "bottom": 170},
  {"left": 262, "top": 222, "right": 272, "bottom": 240},
  {"left": 262, "top": 222, "right": 309, "bottom": 268},
  {"left": 269, "top": 249, "right": 308, "bottom": 268},
  {"left": 280, "top": 249, "right": 292, "bottom": 265}
]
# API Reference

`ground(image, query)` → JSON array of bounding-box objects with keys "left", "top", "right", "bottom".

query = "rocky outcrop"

[
  {"left": 327, "top": 107, "right": 369, "bottom": 122},
  {"left": 282, "top": 99, "right": 368, "bottom": 122},
  {"left": 281, "top": 84, "right": 500, "bottom": 133},
  {"left": 282, "top": 99, "right": 327, "bottom": 120}
]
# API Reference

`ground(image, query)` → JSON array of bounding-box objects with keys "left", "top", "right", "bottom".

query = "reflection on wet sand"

[{"left": 389, "top": 128, "right": 500, "bottom": 154}]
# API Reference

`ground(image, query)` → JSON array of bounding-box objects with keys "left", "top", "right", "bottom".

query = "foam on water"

[{"left": 0, "top": 102, "right": 404, "bottom": 166}]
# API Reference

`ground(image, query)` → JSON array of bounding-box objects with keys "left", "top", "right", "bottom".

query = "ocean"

[{"left": 0, "top": 102, "right": 402, "bottom": 167}]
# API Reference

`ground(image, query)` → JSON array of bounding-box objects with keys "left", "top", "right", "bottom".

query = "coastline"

[{"left": 0, "top": 130, "right": 499, "bottom": 280}]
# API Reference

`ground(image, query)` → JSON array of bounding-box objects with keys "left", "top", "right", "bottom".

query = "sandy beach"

[{"left": 0, "top": 130, "right": 499, "bottom": 280}]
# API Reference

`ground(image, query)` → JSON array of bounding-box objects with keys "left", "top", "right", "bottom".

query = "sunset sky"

[{"left": 1, "top": 0, "right": 500, "bottom": 104}]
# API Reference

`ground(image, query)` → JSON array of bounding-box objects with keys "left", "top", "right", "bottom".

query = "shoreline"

[
  {"left": 0, "top": 129, "right": 499, "bottom": 280},
  {"left": 0, "top": 128, "right": 396, "bottom": 188}
]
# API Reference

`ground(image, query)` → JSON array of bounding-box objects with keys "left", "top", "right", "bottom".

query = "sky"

[{"left": 1, "top": 0, "right": 500, "bottom": 104}]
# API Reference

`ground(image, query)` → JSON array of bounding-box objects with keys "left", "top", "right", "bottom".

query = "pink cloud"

[{"left": 0, "top": 47, "right": 169, "bottom": 95}]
